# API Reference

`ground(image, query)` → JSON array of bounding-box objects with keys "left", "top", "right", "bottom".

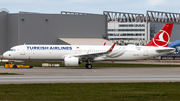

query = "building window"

[
  {"left": 108, "top": 38, "right": 145, "bottom": 40},
  {"left": 108, "top": 33, "right": 145, "bottom": 37},
  {"left": 119, "top": 24, "right": 145, "bottom": 27},
  {"left": 108, "top": 29, "right": 145, "bottom": 31},
  {"left": 108, "top": 34, "right": 114, "bottom": 36}
]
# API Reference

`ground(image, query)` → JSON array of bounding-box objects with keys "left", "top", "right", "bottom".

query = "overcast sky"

[{"left": 0, "top": 0, "right": 180, "bottom": 14}]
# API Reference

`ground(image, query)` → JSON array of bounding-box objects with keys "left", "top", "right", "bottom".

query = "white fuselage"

[{"left": 3, "top": 45, "right": 175, "bottom": 61}]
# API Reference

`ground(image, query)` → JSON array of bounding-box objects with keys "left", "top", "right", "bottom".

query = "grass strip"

[
  {"left": 22, "top": 62, "right": 180, "bottom": 67},
  {"left": 0, "top": 72, "right": 23, "bottom": 75},
  {"left": 0, "top": 82, "right": 180, "bottom": 101},
  {"left": 1, "top": 61, "right": 180, "bottom": 67}
]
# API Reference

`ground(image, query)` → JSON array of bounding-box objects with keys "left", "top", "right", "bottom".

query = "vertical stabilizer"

[{"left": 145, "top": 23, "right": 173, "bottom": 47}]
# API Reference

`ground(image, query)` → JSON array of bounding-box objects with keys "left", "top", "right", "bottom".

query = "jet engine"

[{"left": 63, "top": 57, "right": 80, "bottom": 66}]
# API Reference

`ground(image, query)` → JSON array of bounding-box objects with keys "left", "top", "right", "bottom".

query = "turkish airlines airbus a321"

[{"left": 3, "top": 23, "right": 175, "bottom": 69}]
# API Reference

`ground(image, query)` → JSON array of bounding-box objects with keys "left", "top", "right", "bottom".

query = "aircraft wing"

[{"left": 67, "top": 43, "right": 116, "bottom": 59}]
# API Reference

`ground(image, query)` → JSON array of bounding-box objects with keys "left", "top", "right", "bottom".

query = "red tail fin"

[{"left": 145, "top": 23, "right": 173, "bottom": 47}]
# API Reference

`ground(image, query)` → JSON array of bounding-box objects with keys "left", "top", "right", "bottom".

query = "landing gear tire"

[
  {"left": 85, "top": 64, "right": 88, "bottom": 68},
  {"left": 13, "top": 65, "right": 17, "bottom": 69},
  {"left": 85, "top": 64, "right": 92, "bottom": 69}
]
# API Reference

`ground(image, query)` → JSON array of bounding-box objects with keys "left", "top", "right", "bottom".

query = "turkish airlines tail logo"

[
  {"left": 145, "top": 23, "right": 173, "bottom": 47},
  {"left": 156, "top": 32, "right": 167, "bottom": 42}
]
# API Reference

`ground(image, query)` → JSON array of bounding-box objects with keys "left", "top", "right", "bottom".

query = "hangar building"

[{"left": 0, "top": 11, "right": 107, "bottom": 54}]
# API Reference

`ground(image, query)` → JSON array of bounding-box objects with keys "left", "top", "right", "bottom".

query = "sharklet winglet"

[{"left": 108, "top": 43, "right": 116, "bottom": 52}]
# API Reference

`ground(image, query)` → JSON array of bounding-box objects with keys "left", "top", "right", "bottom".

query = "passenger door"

[
  {"left": 20, "top": 46, "right": 25, "bottom": 55},
  {"left": 143, "top": 48, "right": 148, "bottom": 56}
]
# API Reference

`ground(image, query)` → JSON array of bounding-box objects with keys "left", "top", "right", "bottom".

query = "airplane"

[{"left": 3, "top": 23, "right": 175, "bottom": 69}]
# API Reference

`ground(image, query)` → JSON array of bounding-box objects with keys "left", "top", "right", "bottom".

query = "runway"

[
  {"left": 0, "top": 66, "right": 180, "bottom": 84},
  {"left": 0, "top": 76, "right": 180, "bottom": 84}
]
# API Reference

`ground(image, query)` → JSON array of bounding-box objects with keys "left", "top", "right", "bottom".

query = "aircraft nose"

[{"left": 3, "top": 51, "right": 9, "bottom": 58}]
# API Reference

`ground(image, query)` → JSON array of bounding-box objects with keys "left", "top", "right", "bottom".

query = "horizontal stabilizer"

[{"left": 156, "top": 48, "right": 175, "bottom": 53}]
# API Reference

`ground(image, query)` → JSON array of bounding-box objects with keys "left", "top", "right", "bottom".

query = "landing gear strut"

[{"left": 85, "top": 60, "right": 92, "bottom": 69}]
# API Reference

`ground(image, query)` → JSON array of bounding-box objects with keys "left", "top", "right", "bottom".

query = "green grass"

[
  {"left": 1, "top": 61, "right": 180, "bottom": 67},
  {"left": 0, "top": 72, "right": 23, "bottom": 75},
  {"left": 19, "top": 61, "right": 180, "bottom": 67},
  {"left": 0, "top": 83, "right": 180, "bottom": 101}
]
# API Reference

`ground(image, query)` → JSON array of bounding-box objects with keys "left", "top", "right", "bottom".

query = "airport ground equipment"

[{"left": 4, "top": 62, "right": 33, "bottom": 69}]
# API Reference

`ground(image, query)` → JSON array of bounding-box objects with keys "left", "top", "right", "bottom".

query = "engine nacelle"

[{"left": 64, "top": 57, "right": 79, "bottom": 66}]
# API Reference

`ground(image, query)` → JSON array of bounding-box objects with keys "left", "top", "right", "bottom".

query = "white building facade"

[
  {"left": 104, "top": 11, "right": 180, "bottom": 45},
  {"left": 108, "top": 22, "right": 146, "bottom": 41}
]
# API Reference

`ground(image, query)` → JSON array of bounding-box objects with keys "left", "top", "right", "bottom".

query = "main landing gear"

[
  {"left": 85, "top": 60, "right": 92, "bottom": 69},
  {"left": 85, "top": 64, "right": 92, "bottom": 69}
]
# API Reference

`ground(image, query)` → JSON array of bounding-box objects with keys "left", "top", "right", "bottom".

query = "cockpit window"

[
  {"left": 9, "top": 49, "right": 13, "bottom": 51},
  {"left": 8, "top": 49, "right": 16, "bottom": 51}
]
